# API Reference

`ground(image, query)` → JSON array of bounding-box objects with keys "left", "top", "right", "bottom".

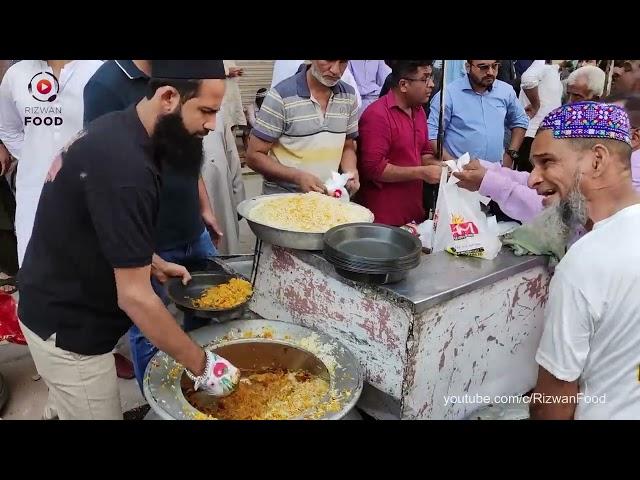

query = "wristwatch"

[{"left": 506, "top": 149, "right": 520, "bottom": 160}]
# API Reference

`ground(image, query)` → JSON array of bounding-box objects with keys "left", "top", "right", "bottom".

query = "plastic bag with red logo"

[
  {"left": 432, "top": 155, "right": 501, "bottom": 260},
  {"left": 0, "top": 291, "right": 26, "bottom": 345},
  {"left": 324, "top": 171, "right": 352, "bottom": 202}
]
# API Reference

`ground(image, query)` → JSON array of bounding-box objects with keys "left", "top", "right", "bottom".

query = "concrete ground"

[{"left": 0, "top": 172, "right": 263, "bottom": 420}]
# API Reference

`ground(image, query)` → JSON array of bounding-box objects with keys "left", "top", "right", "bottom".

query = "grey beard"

[
  {"left": 502, "top": 175, "right": 589, "bottom": 264},
  {"left": 310, "top": 64, "right": 339, "bottom": 87},
  {"left": 559, "top": 179, "right": 589, "bottom": 230},
  {"left": 535, "top": 202, "right": 573, "bottom": 251},
  {"left": 532, "top": 181, "right": 588, "bottom": 256}
]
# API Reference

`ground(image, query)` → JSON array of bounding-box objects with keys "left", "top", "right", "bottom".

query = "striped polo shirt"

[{"left": 252, "top": 65, "right": 359, "bottom": 185}]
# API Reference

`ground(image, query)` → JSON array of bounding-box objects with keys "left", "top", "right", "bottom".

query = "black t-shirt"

[
  {"left": 83, "top": 60, "right": 204, "bottom": 251},
  {"left": 153, "top": 163, "right": 203, "bottom": 250},
  {"left": 18, "top": 106, "right": 160, "bottom": 355}
]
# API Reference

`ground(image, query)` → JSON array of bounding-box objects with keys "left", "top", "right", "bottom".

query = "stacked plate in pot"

[{"left": 323, "top": 223, "right": 422, "bottom": 284}]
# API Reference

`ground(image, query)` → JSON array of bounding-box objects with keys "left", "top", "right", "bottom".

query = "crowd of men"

[{"left": 0, "top": 59, "right": 639, "bottom": 420}]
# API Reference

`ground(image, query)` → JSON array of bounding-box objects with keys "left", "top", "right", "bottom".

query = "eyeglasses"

[
  {"left": 471, "top": 62, "right": 501, "bottom": 72},
  {"left": 403, "top": 75, "right": 433, "bottom": 84}
]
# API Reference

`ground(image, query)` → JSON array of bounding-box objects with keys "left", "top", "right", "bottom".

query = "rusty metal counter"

[
  {"left": 287, "top": 248, "right": 548, "bottom": 315},
  {"left": 239, "top": 244, "right": 551, "bottom": 419}
]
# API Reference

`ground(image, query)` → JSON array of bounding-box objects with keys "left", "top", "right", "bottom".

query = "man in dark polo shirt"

[
  {"left": 84, "top": 60, "right": 152, "bottom": 124},
  {"left": 17, "top": 60, "right": 240, "bottom": 420},
  {"left": 84, "top": 60, "right": 225, "bottom": 389},
  {"left": 357, "top": 60, "right": 442, "bottom": 226}
]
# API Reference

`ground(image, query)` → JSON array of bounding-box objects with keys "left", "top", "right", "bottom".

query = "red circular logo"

[
  {"left": 213, "top": 362, "right": 228, "bottom": 378},
  {"left": 37, "top": 79, "right": 52, "bottom": 95}
]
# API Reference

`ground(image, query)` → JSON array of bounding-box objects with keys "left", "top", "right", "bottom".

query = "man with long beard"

[
  {"left": 526, "top": 102, "right": 640, "bottom": 419},
  {"left": 15, "top": 61, "right": 240, "bottom": 420},
  {"left": 452, "top": 93, "right": 608, "bottom": 224},
  {"left": 83, "top": 60, "right": 227, "bottom": 386}
]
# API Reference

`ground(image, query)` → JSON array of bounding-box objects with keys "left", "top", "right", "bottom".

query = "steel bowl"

[
  {"left": 324, "top": 223, "right": 422, "bottom": 264},
  {"left": 324, "top": 250, "right": 421, "bottom": 271},
  {"left": 143, "top": 319, "right": 363, "bottom": 420},
  {"left": 237, "top": 194, "right": 374, "bottom": 251},
  {"left": 323, "top": 223, "right": 422, "bottom": 283},
  {"left": 334, "top": 267, "right": 409, "bottom": 285}
]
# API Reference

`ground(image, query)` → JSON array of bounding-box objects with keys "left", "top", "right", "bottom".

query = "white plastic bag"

[
  {"left": 325, "top": 171, "right": 352, "bottom": 202},
  {"left": 401, "top": 220, "right": 434, "bottom": 249},
  {"left": 417, "top": 220, "right": 434, "bottom": 249},
  {"left": 432, "top": 154, "right": 502, "bottom": 260}
]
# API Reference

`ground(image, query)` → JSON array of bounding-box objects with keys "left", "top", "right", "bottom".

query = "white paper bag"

[{"left": 432, "top": 154, "right": 502, "bottom": 260}]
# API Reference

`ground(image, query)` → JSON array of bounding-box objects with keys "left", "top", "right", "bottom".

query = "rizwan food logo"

[
  {"left": 25, "top": 72, "right": 63, "bottom": 127},
  {"left": 450, "top": 214, "right": 478, "bottom": 240},
  {"left": 28, "top": 72, "right": 59, "bottom": 102}
]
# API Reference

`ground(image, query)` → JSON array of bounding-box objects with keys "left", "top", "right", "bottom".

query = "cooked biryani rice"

[
  {"left": 192, "top": 278, "right": 253, "bottom": 309},
  {"left": 183, "top": 368, "right": 331, "bottom": 420},
  {"left": 249, "top": 192, "right": 372, "bottom": 233}
]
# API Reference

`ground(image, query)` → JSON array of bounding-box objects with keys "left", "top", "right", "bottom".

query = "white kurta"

[
  {"left": 201, "top": 111, "right": 246, "bottom": 255},
  {"left": 0, "top": 60, "right": 103, "bottom": 265},
  {"left": 221, "top": 60, "right": 246, "bottom": 128},
  {"left": 518, "top": 61, "right": 563, "bottom": 138}
]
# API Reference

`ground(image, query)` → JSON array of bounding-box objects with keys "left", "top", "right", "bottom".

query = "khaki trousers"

[{"left": 19, "top": 320, "right": 123, "bottom": 420}]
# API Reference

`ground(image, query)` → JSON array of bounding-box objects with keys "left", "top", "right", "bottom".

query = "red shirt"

[{"left": 356, "top": 91, "right": 433, "bottom": 226}]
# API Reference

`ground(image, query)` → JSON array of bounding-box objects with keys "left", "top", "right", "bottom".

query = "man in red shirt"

[{"left": 356, "top": 60, "right": 442, "bottom": 226}]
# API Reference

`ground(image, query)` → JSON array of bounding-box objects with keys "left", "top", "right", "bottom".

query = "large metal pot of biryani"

[
  {"left": 143, "top": 319, "right": 363, "bottom": 420},
  {"left": 236, "top": 193, "right": 374, "bottom": 251}
]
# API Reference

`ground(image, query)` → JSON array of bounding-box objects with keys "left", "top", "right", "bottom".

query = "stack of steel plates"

[{"left": 323, "top": 223, "right": 422, "bottom": 284}]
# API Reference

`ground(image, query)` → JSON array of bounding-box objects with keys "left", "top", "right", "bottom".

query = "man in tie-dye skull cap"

[{"left": 528, "top": 101, "right": 640, "bottom": 420}]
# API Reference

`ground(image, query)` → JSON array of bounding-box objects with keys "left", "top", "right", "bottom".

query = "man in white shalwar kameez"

[
  {"left": 201, "top": 109, "right": 246, "bottom": 255},
  {"left": 0, "top": 60, "right": 103, "bottom": 266}
]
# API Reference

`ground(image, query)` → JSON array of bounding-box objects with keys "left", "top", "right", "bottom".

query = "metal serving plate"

[
  {"left": 324, "top": 223, "right": 422, "bottom": 265},
  {"left": 237, "top": 194, "right": 374, "bottom": 251},
  {"left": 165, "top": 272, "right": 252, "bottom": 320}
]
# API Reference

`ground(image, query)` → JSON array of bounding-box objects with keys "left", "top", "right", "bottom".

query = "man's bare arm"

[
  {"left": 421, "top": 153, "right": 441, "bottom": 167},
  {"left": 530, "top": 366, "right": 579, "bottom": 420},
  {"left": 246, "top": 134, "right": 298, "bottom": 185},
  {"left": 246, "top": 134, "right": 325, "bottom": 193},
  {"left": 114, "top": 265, "right": 205, "bottom": 376}
]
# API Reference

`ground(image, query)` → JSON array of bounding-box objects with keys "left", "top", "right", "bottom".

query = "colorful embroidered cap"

[{"left": 539, "top": 101, "right": 631, "bottom": 145}]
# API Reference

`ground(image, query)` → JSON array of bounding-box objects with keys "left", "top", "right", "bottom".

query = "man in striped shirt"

[{"left": 247, "top": 60, "right": 360, "bottom": 195}]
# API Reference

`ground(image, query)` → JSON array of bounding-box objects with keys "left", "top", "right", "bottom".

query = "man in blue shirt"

[{"left": 428, "top": 60, "right": 528, "bottom": 168}]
